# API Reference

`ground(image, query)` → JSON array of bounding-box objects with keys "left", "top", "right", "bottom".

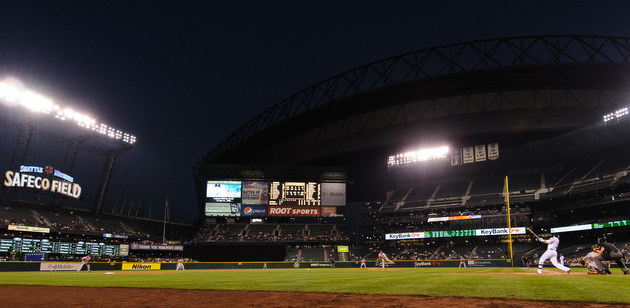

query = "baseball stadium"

[{"left": 2, "top": 36, "right": 630, "bottom": 307}]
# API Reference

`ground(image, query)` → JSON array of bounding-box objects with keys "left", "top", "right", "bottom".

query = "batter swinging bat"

[{"left": 526, "top": 228, "right": 540, "bottom": 239}]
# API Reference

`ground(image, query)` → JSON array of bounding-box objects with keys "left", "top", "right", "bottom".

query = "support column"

[{"left": 93, "top": 151, "right": 117, "bottom": 215}]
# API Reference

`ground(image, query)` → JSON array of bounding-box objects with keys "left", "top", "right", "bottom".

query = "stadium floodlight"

[
  {"left": 0, "top": 77, "right": 136, "bottom": 145},
  {"left": 21, "top": 90, "right": 55, "bottom": 113},
  {"left": 603, "top": 107, "right": 628, "bottom": 123},
  {"left": 0, "top": 78, "right": 23, "bottom": 105},
  {"left": 387, "top": 145, "right": 450, "bottom": 168}
]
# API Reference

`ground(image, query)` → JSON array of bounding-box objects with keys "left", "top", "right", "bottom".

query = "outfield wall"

[{"left": 0, "top": 259, "right": 513, "bottom": 271}]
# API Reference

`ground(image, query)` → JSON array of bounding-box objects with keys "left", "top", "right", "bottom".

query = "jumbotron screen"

[{"left": 204, "top": 180, "right": 346, "bottom": 217}]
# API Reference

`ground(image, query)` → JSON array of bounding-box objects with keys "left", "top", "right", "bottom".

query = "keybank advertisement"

[
  {"left": 241, "top": 205, "right": 268, "bottom": 217},
  {"left": 386, "top": 227, "right": 526, "bottom": 240},
  {"left": 3, "top": 165, "right": 82, "bottom": 199},
  {"left": 122, "top": 263, "right": 161, "bottom": 270}
]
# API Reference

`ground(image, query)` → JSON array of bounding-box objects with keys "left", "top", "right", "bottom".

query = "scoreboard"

[{"left": 0, "top": 238, "right": 120, "bottom": 256}]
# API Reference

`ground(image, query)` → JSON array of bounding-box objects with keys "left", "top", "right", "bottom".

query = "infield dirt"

[{"left": 0, "top": 285, "right": 627, "bottom": 308}]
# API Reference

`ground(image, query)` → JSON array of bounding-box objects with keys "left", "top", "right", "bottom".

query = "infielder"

[
  {"left": 378, "top": 250, "right": 394, "bottom": 269},
  {"left": 536, "top": 235, "right": 570, "bottom": 274},
  {"left": 176, "top": 258, "right": 185, "bottom": 271},
  {"left": 594, "top": 237, "right": 629, "bottom": 275},
  {"left": 459, "top": 256, "right": 467, "bottom": 268},
  {"left": 77, "top": 254, "right": 91, "bottom": 272}
]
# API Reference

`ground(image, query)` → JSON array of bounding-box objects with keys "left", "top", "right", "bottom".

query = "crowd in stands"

[
  {"left": 349, "top": 242, "right": 508, "bottom": 262},
  {"left": 193, "top": 223, "right": 350, "bottom": 243},
  {"left": 0, "top": 204, "right": 194, "bottom": 242}
]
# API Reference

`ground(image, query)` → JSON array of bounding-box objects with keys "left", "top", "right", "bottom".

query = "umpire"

[{"left": 594, "top": 237, "right": 629, "bottom": 275}]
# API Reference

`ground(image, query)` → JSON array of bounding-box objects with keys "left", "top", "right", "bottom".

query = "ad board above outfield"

[{"left": 204, "top": 180, "right": 346, "bottom": 217}]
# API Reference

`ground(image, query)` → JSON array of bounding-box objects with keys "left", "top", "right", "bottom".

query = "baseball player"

[
  {"left": 77, "top": 254, "right": 91, "bottom": 272},
  {"left": 536, "top": 234, "right": 570, "bottom": 274},
  {"left": 378, "top": 250, "right": 394, "bottom": 269},
  {"left": 521, "top": 255, "right": 531, "bottom": 269},
  {"left": 581, "top": 246, "right": 610, "bottom": 274},
  {"left": 593, "top": 237, "right": 629, "bottom": 275},
  {"left": 176, "top": 258, "right": 185, "bottom": 271},
  {"left": 459, "top": 256, "right": 467, "bottom": 268},
  {"left": 360, "top": 258, "right": 366, "bottom": 268}
]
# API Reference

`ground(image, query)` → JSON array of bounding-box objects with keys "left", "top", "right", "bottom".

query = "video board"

[
  {"left": 205, "top": 180, "right": 242, "bottom": 217},
  {"left": 206, "top": 180, "right": 242, "bottom": 202},
  {"left": 269, "top": 181, "right": 321, "bottom": 206},
  {"left": 204, "top": 180, "right": 346, "bottom": 217}
]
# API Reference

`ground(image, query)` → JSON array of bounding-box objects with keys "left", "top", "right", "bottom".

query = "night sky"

[{"left": 2, "top": 1, "right": 630, "bottom": 223}]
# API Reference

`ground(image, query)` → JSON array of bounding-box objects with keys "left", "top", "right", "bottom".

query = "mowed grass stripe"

[{"left": 0, "top": 267, "right": 629, "bottom": 304}]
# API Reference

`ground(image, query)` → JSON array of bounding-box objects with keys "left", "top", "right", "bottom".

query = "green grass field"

[{"left": 1, "top": 267, "right": 629, "bottom": 304}]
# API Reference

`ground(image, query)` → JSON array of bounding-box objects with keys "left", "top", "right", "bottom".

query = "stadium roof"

[{"left": 194, "top": 35, "right": 630, "bottom": 207}]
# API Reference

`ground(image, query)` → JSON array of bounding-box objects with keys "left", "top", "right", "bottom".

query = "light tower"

[{"left": 0, "top": 77, "right": 136, "bottom": 214}]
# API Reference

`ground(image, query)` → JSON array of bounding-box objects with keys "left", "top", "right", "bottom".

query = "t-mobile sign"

[{"left": 321, "top": 183, "right": 346, "bottom": 206}]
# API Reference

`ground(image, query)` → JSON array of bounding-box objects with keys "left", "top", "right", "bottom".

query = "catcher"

[{"left": 579, "top": 246, "right": 610, "bottom": 275}]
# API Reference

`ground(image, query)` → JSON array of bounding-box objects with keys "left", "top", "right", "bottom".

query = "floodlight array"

[
  {"left": 0, "top": 77, "right": 136, "bottom": 145},
  {"left": 603, "top": 107, "right": 629, "bottom": 123},
  {"left": 387, "top": 146, "right": 449, "bottom": 167}
]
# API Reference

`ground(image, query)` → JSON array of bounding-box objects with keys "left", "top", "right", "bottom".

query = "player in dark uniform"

[{"left": 594, "top": 237, "right": 629, "bottom": 275}]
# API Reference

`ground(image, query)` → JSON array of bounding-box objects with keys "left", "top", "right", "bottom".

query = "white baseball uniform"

[
  {"left": 378, "top": 251, "right": 393, "bottom": 268},
  {"left": 537, "top": 236, "right": 570, "bottom": 274},
  {"left": 77, "top": 256, "right": 91, "bottom": 272},
  {"left": 176, "top": 259, "right": 185, "bottom": 271}
]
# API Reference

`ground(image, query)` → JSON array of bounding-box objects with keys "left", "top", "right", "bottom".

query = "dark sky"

[{"left": 2, "top": 1, "right": 630, "bottom": 223}]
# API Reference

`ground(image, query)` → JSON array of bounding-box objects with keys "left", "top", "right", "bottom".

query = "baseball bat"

[{"left": 526, "top": 228, "right": 540, "bottom": 239}]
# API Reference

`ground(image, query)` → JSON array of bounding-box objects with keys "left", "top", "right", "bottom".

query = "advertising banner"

[
  {"left": 268, "top": 206, "right": 320, "bottom": 217},
  {"left": 40, "top": 262, "right": 81, "bottom": 271},
  {"left": 205, "top": 202, "right": 241, "bottom": 217},
  {"left": 130, "top": 243, "right": 184, "bottom": 251},
  {"left": 427, "top": 215, "right": 481, "bottom": 222},
  {"left": 121, "top": 263, "right": 161, "bottom": 270},
  {"left": 119, "top": 244, "right": 129, "bottom": 256},
  {"left": 321, "top": 183, "right": 346, "bottom": 206},
  {"left": 320, "top": 206, "right": 340, "bottom": 217},
  {"left": 241, "top": 205, "right": 268, "bottom": 217},
  {"left": 8, "top": 225, "right": 50, "bottom": 233},
  {"left": 385, "top": 232, "right": 426, "bottom": 240},
  {"left": 475, "top": 227, "right": 525, "bottom": 236},
  {"left": 242, "top": 181, "right": 269, "bottom": 205},
  {"left": 386, "top": 227, "right": 526, "bottom": 240}
]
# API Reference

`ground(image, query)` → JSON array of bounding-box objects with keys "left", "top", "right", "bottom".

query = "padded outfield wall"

[{"left": 0, "top": 259, "right": 514, "bottom": 271}]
